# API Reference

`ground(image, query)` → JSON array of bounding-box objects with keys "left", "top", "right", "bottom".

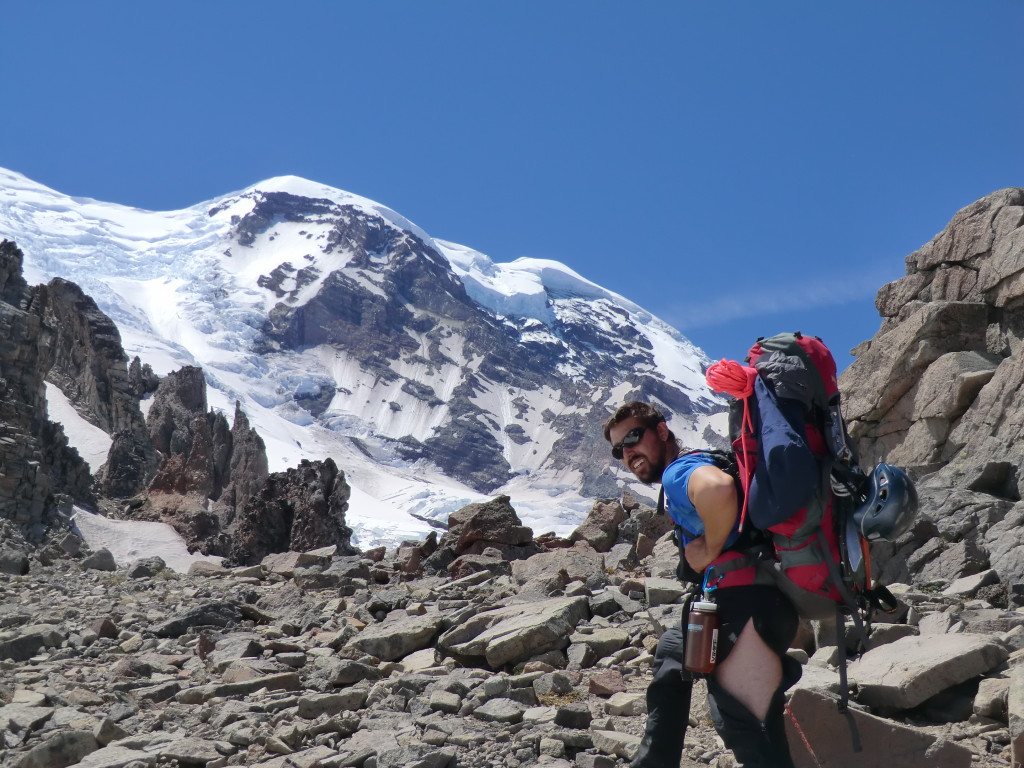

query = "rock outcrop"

[
  {"left": 0, "top": 241, "right": 93, "bottom": 539},
  {"left": 38, "top": 277, "right": 148, "bottom": 441},
  {"left": 34, "top": 275, "right": 160, "bottom": 499},
  {"left": 138, "top": 367, "right": 274, "bottom": 559},
  {"left": 840, "top": 189, "right": 1024, "bottom": 599},
  {"left": 0, "top": 236, "right": 360, "bottom": 571},
  {"left": 230, "top": 458, "right": 355, "bottom": 565},
  {"left": 423, "top": 495, "right": 541, "bottom": 577},
  {"left": 843, "top": 187, "right": 1024, "bottom": 474}
]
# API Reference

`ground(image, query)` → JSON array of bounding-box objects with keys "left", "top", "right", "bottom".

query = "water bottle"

[{"left": 683, "top": 599, "right": 719, "bottom": 674}]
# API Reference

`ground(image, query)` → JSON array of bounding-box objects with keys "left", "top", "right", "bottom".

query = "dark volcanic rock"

[
  {"left": 141, "top": 386, "right": 271, "bottom": 557},
  {"left": 152, "top": 600, "right": 245, "bottom": 638},
  {"left": 147, "top": 366, "right": 209, "bottom": 464},
  {"left": 36, "top": 277, "right": 156, "bottom": 498},
  {"left": 425, "top": 496, "right": 540, "bottom": 573},
  {"left": 38, "top": 277, "right": 146, "bottom": 438},
  {"left": 445, "top": 495, "right": 534, "bottom": 552},
  {"left": 0, "top": 241, "right": 94, "bottom": 536},
  {"left": 230, "top": 458, "right": 356, "bottom": 565}
]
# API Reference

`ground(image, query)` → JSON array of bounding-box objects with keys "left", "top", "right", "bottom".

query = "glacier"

[{"left": 0, "top": 167, "right": 726, "bottom": 549}]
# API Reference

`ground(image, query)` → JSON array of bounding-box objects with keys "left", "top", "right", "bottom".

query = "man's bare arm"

[{"left": 683, "top": 464, "right": 739, "bottom": 573}]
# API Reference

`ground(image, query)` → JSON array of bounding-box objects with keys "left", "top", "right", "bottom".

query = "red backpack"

[
  {"left": 707, "top": 332, "right": 906, "bottom": 743},
  {"left": 705, "top": 332, "right": 896, "bottom": 620}
]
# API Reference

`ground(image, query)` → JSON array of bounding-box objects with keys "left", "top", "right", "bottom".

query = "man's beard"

[{"left": 628, "top": 451, "right": 667, "bottom": 484}]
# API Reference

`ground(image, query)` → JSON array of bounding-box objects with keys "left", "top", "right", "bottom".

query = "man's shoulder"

[
  {"left": 669, "top": 450, "right": 717, "bottom": 469},
  {"left": 662, "top": 451, "right": 716, "bottom": 485}
]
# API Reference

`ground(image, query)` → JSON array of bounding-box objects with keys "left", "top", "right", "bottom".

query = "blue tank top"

[{"left": 661, "top": 452, "right": 742, "bottom": 548}]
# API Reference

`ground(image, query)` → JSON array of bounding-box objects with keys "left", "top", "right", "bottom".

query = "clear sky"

[{"left": 4, "top": 2, "right": 1021, "bottom": 373}]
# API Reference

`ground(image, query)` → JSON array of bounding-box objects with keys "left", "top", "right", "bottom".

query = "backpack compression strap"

[{"left": 705, "top": 359, "right": 758, "bottom": 531}]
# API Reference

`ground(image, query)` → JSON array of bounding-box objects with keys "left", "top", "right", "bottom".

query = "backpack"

[
  {"left": 705, "top": 331, "right": 887, "bottom": 619},
  {"left": 705, "top": 332, "right": 904, "bottom": 741}
]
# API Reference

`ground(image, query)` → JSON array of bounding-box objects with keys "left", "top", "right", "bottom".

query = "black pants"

[
  {"left": 631, "top": 620, "right": 693, "bottom": 768},
  {"left": 632, "top": 586, "right": 800, "bottom": 768}
]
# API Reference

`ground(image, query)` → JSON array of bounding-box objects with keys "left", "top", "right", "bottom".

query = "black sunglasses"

[{"left": 611, "top": 426, "right": 647, "bottom": 460}]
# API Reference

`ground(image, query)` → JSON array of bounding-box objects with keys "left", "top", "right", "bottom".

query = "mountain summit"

[{"left": 0, "top": 168, "right": 725, "bottom": 546}]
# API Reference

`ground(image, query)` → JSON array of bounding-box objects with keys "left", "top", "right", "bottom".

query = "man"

[{"left": 604, "top": 401, "right": 800, "bottom": 768}]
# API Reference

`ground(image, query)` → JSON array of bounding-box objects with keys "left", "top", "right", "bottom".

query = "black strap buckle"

[{"left": 866, "top": 584, "right": 900, "bottom": 613}]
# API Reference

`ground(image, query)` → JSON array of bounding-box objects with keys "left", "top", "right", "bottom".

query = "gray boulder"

[
  {"left": 81, "top": 547, "right": 116, "bottom": 571},
  {"left": 849, "top": 633, "right": 1008, "bottom": 710},
  {"left": 438, "top": 596, "right": 590, "bottom": 668},
  {"left": 511, "top": 548, "right": 608, "bottom": 590},
  {"left": 152, "top": 600, "right": 244, "bottom": 638},
  {"left": 126, "top": 555, "right": 166, "bottom": 578},
  {"left": 345, "top": 610, "right": 445, "bottom": 661}
]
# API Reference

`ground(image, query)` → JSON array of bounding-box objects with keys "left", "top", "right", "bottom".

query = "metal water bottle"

[{"left": 683, "top": 599, "right": 719, "bottom": 674}]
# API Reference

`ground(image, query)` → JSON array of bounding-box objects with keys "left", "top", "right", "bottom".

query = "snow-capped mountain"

[{"left": 0, "top": 167, "right": 726, "bottom": 547}]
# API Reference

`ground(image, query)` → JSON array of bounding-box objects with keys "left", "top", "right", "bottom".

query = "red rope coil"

[{"left": 705, "top": 359, "right": 758, "bottom": 531}]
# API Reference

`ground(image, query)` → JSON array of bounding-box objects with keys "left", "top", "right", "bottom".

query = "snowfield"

[{"left": 5, "top": 166, "right": 724, "bottom": 549}]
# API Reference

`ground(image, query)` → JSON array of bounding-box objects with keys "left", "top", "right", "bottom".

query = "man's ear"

[{"left": 656, "top": 420, "right": 670, "bottom": 442}]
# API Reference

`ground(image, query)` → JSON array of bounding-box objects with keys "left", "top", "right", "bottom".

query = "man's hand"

[{"left": 684, "top": 535, "right": 717, "bottom": 573}]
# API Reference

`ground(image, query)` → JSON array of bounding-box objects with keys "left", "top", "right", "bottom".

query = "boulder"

[
  {"left": 152, "top": 600, "right": 245, "bottom": 638},
  {"left": 569, "top": 500, "right": 626, "bottom": 552},
  {"left": 261, "top": 548, "right": 334, "bottom": 578},
  {"left": 511, "top": 548, "right": 608, "bottom": 590},
  {"left": 849, "top": 633, "right": 1008, "bottom": 710},
  {"left": 126, "top": 555, "right": 166, "bottom": 578},
  {"left": 439, "top": 495, "right": 536, "bottom": 557},
  {"left": 0, "top": 625, "right": 64, "bottom": 661},
  {"left": 785, "top": 688, "right": 972, "bottom": 767},
  {"left": 13, "top": 729, "right": 99, "bottom": 768},
  {"left": 344, "top": 610, "right": 444, "bottom": 662},
  {"left": 81, "top": 547, "right": 117, "bottom": 571},
  {"left": 438, "top": 596, "right": 589, "bottom": 668}
]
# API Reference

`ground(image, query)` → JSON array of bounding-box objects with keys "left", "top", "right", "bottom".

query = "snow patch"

[
  {"left": 44, "top": 383, "right": 111, "bottom": 472},
  {"left": 71, "top": 507, "right": 223, "bottom": 574}
]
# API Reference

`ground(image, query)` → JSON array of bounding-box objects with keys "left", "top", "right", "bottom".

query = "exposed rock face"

[
  {"left": 0, "top": 238, "right": 358, "bottom": 568},
  {"left": 147, "top": 367, "right": 211, "bottom": 475},
  {"left": 0, "top": 241, "right": 93, "bottom": 537},
  {"left": 38, "top": 277, "right": 145, "bottom": 437},
  {"left": 843, "top": 188, "right": 1024, "bottom": 473},
  {"left": 249, "top": 196, "right": 527, "bottom": 494},
  {"left": 230, "top": 458, "right": 355, "bottom": 565},
  {"left": 35, "top": 276, "right": 159, "bottom": 498},
  {"left": 570, "top": 499, "right": 627, "bottom": 552},
  {"left": 840, "top": 188, "right": 1024, "bottom": 597},
  {"left": 141, "top": 368, "right": 274, "bottom": 559},
  {"left": 230, "top": 190, "right": 722, "bottom": 501}
]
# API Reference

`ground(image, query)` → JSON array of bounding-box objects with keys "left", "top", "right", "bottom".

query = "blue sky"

[{"left": 4, "top": 2, "right": 1021, "bottom": 373}]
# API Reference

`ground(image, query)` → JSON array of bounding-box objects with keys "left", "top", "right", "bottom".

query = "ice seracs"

[{"left": 2, "top": 167, "right": 726, "bottom": 547}]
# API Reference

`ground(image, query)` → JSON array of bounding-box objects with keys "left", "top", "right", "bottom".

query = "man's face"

[{"left": 608, "top": 417, "right": 668, "bottom": 484}]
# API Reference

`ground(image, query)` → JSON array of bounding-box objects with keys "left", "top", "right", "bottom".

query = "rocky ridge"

[
  {"left": 0, "top": 241, "right": 94, "bottom": 536},
  {"left": 840, "top": 189, "right": 1024, "bottom": 596},
  {"left": 0, "top": 239, "right": 355, "bottom": 568}
]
